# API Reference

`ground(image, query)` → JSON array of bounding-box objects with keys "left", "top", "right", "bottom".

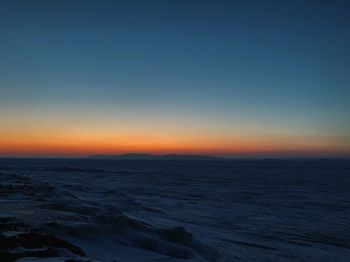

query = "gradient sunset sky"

[{"left": 1, "top": 0, "right": 349, "bottom": 157}]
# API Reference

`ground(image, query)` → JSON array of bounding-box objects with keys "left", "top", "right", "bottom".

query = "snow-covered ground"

[{"left": 0, "top": 159, "right": 350, "bottom": 261}]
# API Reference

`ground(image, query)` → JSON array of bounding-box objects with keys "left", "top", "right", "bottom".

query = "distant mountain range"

[{"left": 85, "top": 153, "right": 223, "bottom": 161}]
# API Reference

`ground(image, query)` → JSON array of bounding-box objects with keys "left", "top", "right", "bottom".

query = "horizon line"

[{"left": 0, "top": 152, "right": 349, "bottom": 160}]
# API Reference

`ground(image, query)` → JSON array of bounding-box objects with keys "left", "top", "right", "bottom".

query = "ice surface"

[{"left": 1, "top": 159, "right": 350, "bottom": 261}]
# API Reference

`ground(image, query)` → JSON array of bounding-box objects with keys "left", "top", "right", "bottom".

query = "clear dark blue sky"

[{"left": 0, "top": 0, "right": 349, "bottom": 157}]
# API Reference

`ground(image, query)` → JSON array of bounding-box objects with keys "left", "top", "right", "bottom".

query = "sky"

[{"left": 0, "top": 0, "right": 349, "bottom": 158}]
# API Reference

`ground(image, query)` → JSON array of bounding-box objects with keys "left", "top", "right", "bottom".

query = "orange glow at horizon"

[
  {"left": 1, "top": 113, "right": 349, "bottom": 157},
  {"left": 1, "top": 130, "right": 349, "bottom": 157}
]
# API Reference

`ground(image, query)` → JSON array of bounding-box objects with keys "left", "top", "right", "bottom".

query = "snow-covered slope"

[
  {"left": 0, "top": 171, "right": 220, "bottom": 262},
  {"left": 1, "top": 159, "right": 350, "bottom": 261}
]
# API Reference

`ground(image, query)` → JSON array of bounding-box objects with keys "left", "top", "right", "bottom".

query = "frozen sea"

[{"left": 0, "top": 158, "right": 349, "bottom": 261}]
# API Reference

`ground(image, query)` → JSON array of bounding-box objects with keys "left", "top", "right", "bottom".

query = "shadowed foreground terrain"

[
  {"left": 0, "top": 159, "right": 350, "bottom": 261},
  {"left": 0, "top": 171, "right": 218, "bottom": 261}
]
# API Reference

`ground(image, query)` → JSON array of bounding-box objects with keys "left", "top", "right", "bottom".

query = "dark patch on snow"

[
  {"left": 161, "top": 227, "right": 193, "bottom": 245},
  {"left": 0, "top": 219, "right": 85, "bottom": 262}
]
